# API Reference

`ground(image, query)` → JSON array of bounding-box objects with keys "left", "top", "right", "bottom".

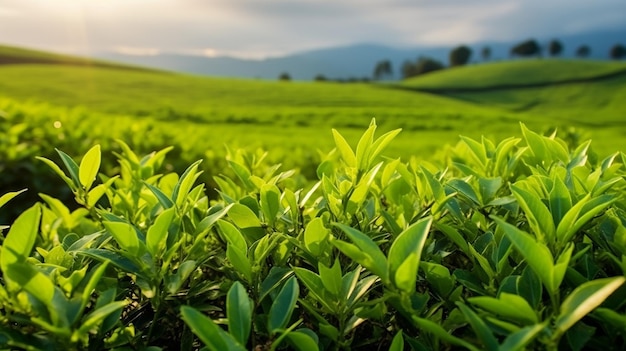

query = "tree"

[
  {"left": 548, "top": 39, "right": 563, "bottom": 57},
  {"left": 313, "top": 74, "right": 327, "bottom": 82},
  {"left": 373, "top": 60, "right": 393, "bottom": 80},
  {"left": 510, "top": 39, "right": 541, "bottom": 57},
  {"left": 576, "top": 45, "right": 591, "bottom": 58},
  {"left": 610, "top": 44, "right": 626, "bottom": 60},
  {"left": 449, "top": 45, "right": 472, "bottom": 66},
  {"left": 481, "top": 46, "right": 491, "bottom": 61},
  {"left": 278, "top": 72, "right": 291, "bottom": 81},
  {"left": 401, "top": 60, "right": 418, "bottom": 79}
]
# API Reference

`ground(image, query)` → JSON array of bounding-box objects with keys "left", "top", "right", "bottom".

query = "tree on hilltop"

[
  {"left": 449, "top": 45, "right": 472, "bottom": 66},
  {"left": 373, "top": 60, "right": 393, "bottom": 80},
  {"left": 278, "top": 72, "right": 291, "bottom": 81},
  {"left": 510, "top": 39, "right": 541, "bottom": 57},
  {"left": 548, "top": 39, "right": 563, "bottom": 57},
  {"left": 576, "top": 45, "right": 591, "bottom": 58},
  {"left": 402, "top": 57, "right": 444, "bottom": 79},
  {"left": 610, "top": 44, "right": 626, "bottom": 60},
  {"left": 481, "top": 46, "right": 491, "bottom": 61}
]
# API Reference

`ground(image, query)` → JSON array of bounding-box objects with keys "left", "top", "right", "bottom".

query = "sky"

[{"left": 1, "top": 0, "right": 625, "bottom": 59}]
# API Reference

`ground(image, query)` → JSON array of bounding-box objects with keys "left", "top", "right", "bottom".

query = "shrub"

[{"left": 1, "top": 121, "right": 625, "bottom": 350}]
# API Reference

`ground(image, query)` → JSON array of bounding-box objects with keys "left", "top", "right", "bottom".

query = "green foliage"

[{"left": 1, "top": 121, "right": 625, "bottom": 350}]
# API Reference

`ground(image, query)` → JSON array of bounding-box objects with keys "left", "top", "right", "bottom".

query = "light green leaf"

[
  {"left": 103, "top": 221, "right": 143, "bottom": 256},
  {"left": 173, "top": 160, "right": 203, "bottom": 207},
  {"left": 269, "top": 276, "right": 299, "bottom": 334},
  {"left": 146, "top": 207, "right": 176, "bottom": 258},
  {"left": 554, "top": 276, "right": 625, "bottom": 338},
  {"left": 227, "top": 244, "right": 252, "bottom": 283},
  {"left": 388, "top": 216, "right": 432, "bottom": 292},
  {"left": 218, "top": 219, "right": 247, "bottom": 252},
  {"left": 492, "top": 216, "right": 557, "bottom": 295},
  {"left": 332, "top": 223, "right": 388, "bottom": 282},
  {"left": 0, "top": 189, "right": 26, "bottom": 210},
  {"left": 411, "top": 316, "right": 481, "bottom": 351},
  {"left": 79, "top": 144, "right": 101, "bottom": 190},
  {"left": 304, "top": 217, "right": 329, "bottom": 256},
  {"left": 261, "top": 183, "right": 281, "bottom": 226},
  {"left": 286, "top": 330, "right": 320, "bottom": 351},
  {"left": 389, "top": 330, "right": 404, "bottom": 351},
  {"left": 468, "top": 293, "right": 538, "bottom": 325},
  {"left": 228, "top": 203, "right": 262, "bottom": 229},
  {"left": 355, "top": 119, "right": 376, "bottom": 170},
  {"left": 36, "top": 156, "right": 75, "bottom": 189},
  {"left": 77, "top": 300, "right": 127, "bottom": 335},
  {"left": 227, "top": 281, "right": 252, "bottom": 346},
  {"left": 180, "top": 306, "right": 246, "bottom": 351},
  {"left": 549, "top": 177, "right": 571, "bottom": 227},
  {"left": 457, "top": 302, "right": 498, "bottom": 351},
  {"left": 332, "top": 129, "right": 356, "bottom": 168},
  {"left": 55, "top": 148, "right": 81, "bottom": 190},
  {"left": 318, "top": 259, "right": 342, "bottom": 297},
  {"left": 498, "top": 324, "right": 545, "bottom": 351},
  {"left": 511, "top": 184, "right": 555, "bottom": 244},
  {"left": 1, "top": 204, "right": 41, "bottom": 271},
  {"left": 369, "top": 128, "right": 402, "bottom": 167}
]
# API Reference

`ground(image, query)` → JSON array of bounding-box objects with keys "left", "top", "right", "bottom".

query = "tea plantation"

[{"left": 1, "top": 46, "right": 625, "bottom": 350}]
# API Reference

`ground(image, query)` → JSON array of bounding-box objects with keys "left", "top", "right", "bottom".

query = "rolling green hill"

[
  {"left": 0, "top": 51, "right": 624, "bottom": 166},
  {"left": 1, "top": 46, "right": 625, "bottom": 222},
  {"left": 398, "top": 59, "right": 626, "bottom": 91},
  {"left": 0, "top": 44, "right": 159, "bottom": 72}
]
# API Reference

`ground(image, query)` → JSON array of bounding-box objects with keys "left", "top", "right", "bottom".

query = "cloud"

[{"left": 0, "top": 0, "right": 624, "bottom": 58}]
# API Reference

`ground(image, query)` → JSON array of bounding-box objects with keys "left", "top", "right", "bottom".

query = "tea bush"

[{"left": 1, "top": 121, "right": 625, "bottom": 350}]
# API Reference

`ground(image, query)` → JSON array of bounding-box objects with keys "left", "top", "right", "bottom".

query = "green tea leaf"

[
  {"left": 55, "top": 148, "right": 81, "bottom": 190},
  {"left": 355, "top": 120, "right": 376, "bottom": 171},
  {"left": 492, "top": 216, "right": 557, "bottom": 294},
  {"left": 227, "top": 281, "right": 252, "bottom": 346},
  {"left": 0, "top": 189, "right": 26, "bottom": 210},
  {"left": 79, "top": 144, "right": 101, "bottom": 190},
  {"left": 332, "top": 129, "right": 356, "bottom": 168},
  {"left": 457, "top": 302, "right": 498, "bottom": 351},
  {"left": 228, "top": 203, "right": 262, "bottom": 229},
  {"left": 261, "top": 183, "right": 281, "bottom": 226},
  {"left": 103, "top": 221, "right": 143, "bottom": 256},
  {"left": 286, "top": 330, "right": 320, "bottom": 351},
  {"left": 227, "top": 244, "right": 252, "bottom": 283},
  {"left": 498, "top": 324, "right": 545, "bottom": 351},
  {"left": 180, "top": 306, "right": 245, "bottom": 351},
  {"left": 411, "top": 316, "right": 481, "bottom": 351},
  {"left": 549, "top": 177, "right": 571, "bottom": 227},
  {"left": 332, "top": 223, "right": 388, "bottom": 282},
  {"left": 318, "top": 259, "right": 342, "bottom": 297},
  {"left": 388, "top": 216, "right": 432, "bottom": 292},
  {"left": 468, "top": 293, "right": 538, "bottom": 325},
  {"left": 269, "top": 276, "right": 299, "bottom": 334},
  {"left": 146, "top": 207, "right": 176, "bottom": 258},
  {"left": 554, "top": 276, "right": 625, "bottom": 338},
  {"left": 389, "top": 330, "right": 404, "bottom": 351},
  {"left": 1, "top": 204, "right": 41, "bottom": 271},
  {"left": 304, "top": 217, "right": 329, "bottom": 256},
  {"left": 36, "top": 156, "right": 75, "bottom": 190},
  {"left": 77, "top": 300, "right": 127, "bottom": 335},
  {"left": 369, "top": 128, "right": 402, "bottom": 167},
  {"left": 511, "top": 184, "right": 555, "bottom": 244},
  {"left": 173, "top": 160, "right": 203, "bottom": 207}
]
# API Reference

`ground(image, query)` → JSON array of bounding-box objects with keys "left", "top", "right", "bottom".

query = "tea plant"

[{"left": 1, "top": 120, "right": 625, "bottom": 350}]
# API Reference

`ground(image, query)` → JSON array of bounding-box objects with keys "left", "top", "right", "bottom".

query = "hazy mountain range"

[{"left": 95, "top": 28, "right": 626, "bottom": 80}]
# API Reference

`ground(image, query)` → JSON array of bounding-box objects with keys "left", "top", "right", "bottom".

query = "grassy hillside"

[
  {"left": 0, "top": 44, "right": 157, "bottom": 72},
  {"left": 398, "top": 59, "right": 626, "bottom": 90},
  {"left": 0, "top": 57, "right": 624, "bottom": 162}
]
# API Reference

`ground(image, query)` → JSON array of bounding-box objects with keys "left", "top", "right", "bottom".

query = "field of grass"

[{"left": 1, "top": 49, "right": 625, "bottom": 216}]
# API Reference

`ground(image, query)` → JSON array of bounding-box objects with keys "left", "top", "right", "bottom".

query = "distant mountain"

[{"left": 94, "top": 28, "right": 626, "bottom": 80}]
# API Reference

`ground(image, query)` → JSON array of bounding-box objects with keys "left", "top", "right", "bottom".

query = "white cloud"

[{"left": 0, "top": 0, "right": 624, "bottom": 58}]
